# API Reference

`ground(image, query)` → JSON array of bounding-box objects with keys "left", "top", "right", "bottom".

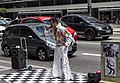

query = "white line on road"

[
  {"left": 76, "top": 41, "right": 100, "bottom": 45},
  {"left": 110, "top": 36, "right": 120, "bottom": 39},
  {"left": 0, "top": 60, "right": 10, "bottom": 64},
  {"left": 82, "top": 53, "right": 101, "bottom": 57},
  {"left": 113, "top": 32, "right": 120, "bottom": 35},
  {"left": 0, "top": 65, "right": 11, "bottom": 69}
]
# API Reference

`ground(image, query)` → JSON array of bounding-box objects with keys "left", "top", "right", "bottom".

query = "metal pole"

[
  {"left": 54, "top": 0, "right": 55, "bottom": 5},
  {"left": 88, "top": 0, "right": 92, "bottom": 16},
  {"left": 70, "top": 0, "right": 72, "bottom": 4}
]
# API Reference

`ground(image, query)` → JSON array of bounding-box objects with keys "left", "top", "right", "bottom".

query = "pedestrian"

[
  {"left": 50, "top": 18, "right": 73, "bottom": 80},
  {"left": 106, "top": 15, "right": 109, "bottom": 24}
]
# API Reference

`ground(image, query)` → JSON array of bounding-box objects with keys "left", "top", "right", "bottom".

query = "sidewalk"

[{"left": 0, "top": 67, "right": 87, "bottom": 83}]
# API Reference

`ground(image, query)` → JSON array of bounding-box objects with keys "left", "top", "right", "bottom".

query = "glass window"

[
  {"left": 20, "top": 27, "right": 32, "bottom": 37},
  {"left": 81, "top": 15, "right": 101, "bottom": 23},
  {"left": 10, "top": 19, "right": 21, "bottom": 25},
  {"left": 62, "top": 16, "right": 73, "bottom": 23},
  {"left": 74, "top": 16, "right": 83, "bottom": 23},
  {"left": 4, "top": 28, "right": 12, "bottom": 36},
  {"left": 56, "top": 0, "right": 70, "bottom": 5},
  {"left": 36, "top": 26, "right": 45, "bottom": 36},
  {"left": 24, "top": 19, "right": 34, "bottom": 23},
  {"left": 72, "top": 0, "right": 87, "bottom": 4},
  {"left": 11, "top": 26, "right": 19, "bottom": 36},
  {"left": 41, "top": 0, "right": 54, "bottom": 6},
  {"left": 43, "top": 20, "right": 51, "bottom": 25},
  {"left": 0, "top": 19, "right": 6, "bottom": 25},
  {"left": 34, "top": 19, "right": 41, "bottom": 23}
]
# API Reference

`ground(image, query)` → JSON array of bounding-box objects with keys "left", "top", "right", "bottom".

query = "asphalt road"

[{"left": 0, "top": 32, "right": 120, "bottom": 75}]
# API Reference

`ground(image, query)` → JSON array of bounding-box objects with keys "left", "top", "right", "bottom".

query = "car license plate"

[
  {"left": 106, "top": 30, "right": 111, "bottom": 33},
  {"left": 68, "top": 46, "right": 72, "bottom": 51}
]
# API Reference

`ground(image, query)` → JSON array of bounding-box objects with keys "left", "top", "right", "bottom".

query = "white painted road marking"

[
  {"left": 82, "top": 53, "right": 101, "bottom": 57},
  {"left": 77, "top": 41, "right": 100, "bottom": 45}
]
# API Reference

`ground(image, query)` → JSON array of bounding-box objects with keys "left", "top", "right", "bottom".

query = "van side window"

[
  {"left": 11, "top": 27, "right": 19, "bottom": 36},
  {"left": 20, "top": 27, "right": 32, "bottom": 37},
  {"left": 74, "top": 16, "right": 83, "bottom": 23},
  {"left": 4, "top": 28, "right": 12, "bottom": 36}
]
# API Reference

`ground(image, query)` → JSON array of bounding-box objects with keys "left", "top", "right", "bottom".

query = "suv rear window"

[
  {"left": 62, "top": 16, "right": 73, "bottom": 23},
  {"left": 74, "top": 16, "right": 83, "bottom": 23}
]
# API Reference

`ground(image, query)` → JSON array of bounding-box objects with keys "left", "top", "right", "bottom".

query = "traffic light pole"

[{"left": 88, "top": 0, "right": 92, "bottom": 16}]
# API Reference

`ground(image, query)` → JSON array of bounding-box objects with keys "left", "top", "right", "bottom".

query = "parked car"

[
  {"left": 0, "top": 26, "right": 6, "bottom": 40},
  {"left": 0, "top": 19, "right": 9, "bottom": 28},
  {"left": 21, "top": 16, "right": 78, "bottom": 41},
  {"left": 0, "top": 19, "right": 8, "bottom": 40},
  {"left": 9, "top": 19, "right": 22, "bottom": 25},
  {"left": 0, "top": 18, "right": 11, "bottom": 24},
  {"left": 61, "top": 14, "right": 113, "bottom": 40},
  {"left": 20, "top": 17, "right": 43, "bottom": 24},
  {"left": 1, "top": 23, "right": 77, "bottom": 61}
]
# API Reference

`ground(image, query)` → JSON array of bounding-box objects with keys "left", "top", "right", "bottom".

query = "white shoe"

[{"left": 65, "top": 77, "right": 73, "bottom": 81}]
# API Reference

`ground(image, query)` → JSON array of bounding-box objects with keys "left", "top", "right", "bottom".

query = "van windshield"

[
  {"left": 35, "top": 26, "right": 55, "bottom": 43},
  {"left": 81, "top": 15, "right": 102, "bottom": 23}
]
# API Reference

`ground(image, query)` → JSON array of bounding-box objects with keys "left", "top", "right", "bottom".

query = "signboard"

[{"left": 102, "top": 43, "right": 119, "bottom": 77}]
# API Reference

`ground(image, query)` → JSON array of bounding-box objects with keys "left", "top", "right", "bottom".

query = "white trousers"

[{"left": 52, "top": 46, "right": 72, "bottom": 79}]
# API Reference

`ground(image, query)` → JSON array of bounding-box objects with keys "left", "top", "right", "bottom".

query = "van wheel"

[
  {"left": 85, "top": 30, "right": 95, "bottom": 40},
  {"left": 37, "top": 48, "right": 48, "bottom": 61},
  {"left": 102, "top": 36, "right": 109, "bottom": 40},
  {"left": 3, "top": 46, "right": 10, "bottom": 57}
]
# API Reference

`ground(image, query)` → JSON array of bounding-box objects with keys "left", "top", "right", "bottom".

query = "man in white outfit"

[{"left": 50, "top": 19, "right": 73, "bottom": 80}]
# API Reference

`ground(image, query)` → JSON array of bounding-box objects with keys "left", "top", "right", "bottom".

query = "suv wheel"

[
  {"left": 3, "top": 46, "right": 10, "bottom": 57},
  {"left": 37, "top": 48, "right": 48, "bottom": 61},
  {"left": 85, "top": 30, "right": 95, "bottom": 40},
  {"left": 102, "top": 36, "right": 109, "bottom": 40}
]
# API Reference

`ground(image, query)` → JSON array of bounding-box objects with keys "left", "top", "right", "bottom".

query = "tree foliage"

[{"left": 0, "top": 8, "right": 6, "bottom": 13}]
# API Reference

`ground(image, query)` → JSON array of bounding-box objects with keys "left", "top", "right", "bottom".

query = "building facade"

[{"left": 0, "top": 0, "right": 120, "bottom": 22}]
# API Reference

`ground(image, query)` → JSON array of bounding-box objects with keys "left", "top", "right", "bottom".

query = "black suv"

[
  {"left": 61, "top": 14, "right": 113, "bottom": 40},
  {"left": 1, "top": 23, "right": 77, "bottom": 61}
]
